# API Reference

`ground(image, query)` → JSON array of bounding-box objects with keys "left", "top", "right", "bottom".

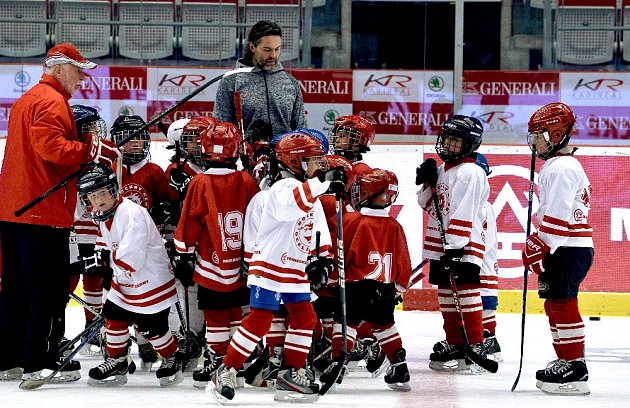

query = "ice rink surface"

[{"left": 2, "top": 306, "right": 629, "bottom": 408}]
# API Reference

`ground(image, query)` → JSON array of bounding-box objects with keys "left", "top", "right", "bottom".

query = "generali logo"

[
  {"left": 571, "top": 78, "right": 623, "bottom": 100},
  {"left": 299, "top": 79, "right": 350, "bottom": 95},
  {"left": 363, "top": 74, "right": 413, "bottom": 96},
  {"left": 463, "top": 81, "right": 555, "bottom": 96},
  {"left": 82, "top": 76, "right": 144, "bottom": 91}
]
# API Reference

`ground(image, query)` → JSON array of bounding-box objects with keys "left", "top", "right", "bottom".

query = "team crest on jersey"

[
  {"left": 574, "top": 208, "right": 586, "bottom": 222},
  {"left": 121, "top": 183, "right": 150, "bottom": 208},
  {"left": 212, "top": 251, "right": 219, "bottom": 264},
  {"left": 428, "top": 183, "right": 450, "bottom": 220},
  {"left": 580, "top": 185, "right": 592, "bottom": 207},
  {"left": 293, "top": 212, "right": 315, "bottom": 253}
]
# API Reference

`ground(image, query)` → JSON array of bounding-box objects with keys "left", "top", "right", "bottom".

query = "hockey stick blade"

[
  {"left": 19, "top": 317, "right": 105, "bottom": 390},
  {"left": 318, "top": 352, "right": 347, "bottom": 396},
  {"left": 464, "top": 345, "right": 499, "bottom": 373}
]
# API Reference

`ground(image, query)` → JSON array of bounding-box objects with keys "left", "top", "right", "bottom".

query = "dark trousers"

[{"left": 0, "top": 222, "right": 70, "bottom": 373}]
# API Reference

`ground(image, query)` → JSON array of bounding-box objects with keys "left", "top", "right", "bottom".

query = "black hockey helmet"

[
  {"left": 110, "top": 115, "right": 150, "bottom": 165},
  {"left": 77, "top": 163, "right": 120, "bottom": 222},
  {"left": 72, "top": 104, "right": 107, "bottom": 142},
  {"left": 436, "top": 115, "right": 483, "bottom": 163}
]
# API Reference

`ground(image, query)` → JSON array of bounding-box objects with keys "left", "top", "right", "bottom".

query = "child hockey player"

[
  {"left": 415, "top": 115, "right": 490, "bottom": 373},
  {"left": 523, "top": 102, "right": 593, "bottom": 396},
  {"left": 76, "top": 164, "right": 186, "bottom": 387}
]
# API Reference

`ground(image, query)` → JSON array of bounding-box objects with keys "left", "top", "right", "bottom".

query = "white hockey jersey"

[
  {"left": 480, "top": 201, "right": 498, "bottom": 298},
  {"left": 417, "top": 158, "right": 490, "bottom": 267},
  {"left": 95, "top": 198, "right": 177, "bottom": 314},
  {"left": 536, "top": 154, "right": 593, "bottom": 253},
  {"left": 244, "top": 176, "right": 333, "bottom": 294}
]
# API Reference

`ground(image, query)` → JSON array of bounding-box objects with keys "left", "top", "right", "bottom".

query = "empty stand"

[
  {"left": 0, "top": 0, "right": 49, "bottom": 57},
  {"left": 117, "top": 0, "right": 175, "bottom": 60},
  {"left": 55, "top": 0, "right": 112, "bottom": 59},
  {"left": 181, "top": 0, "right": 238, "bottom": 61},
  {"left": 244, "top": 0, "right": 301, "bottom": 61}
]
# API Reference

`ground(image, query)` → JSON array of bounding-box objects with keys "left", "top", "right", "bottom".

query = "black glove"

[
  {"left": 395, "top": 292, "right": 403, "bottom": 306},
  {"left": 305, "top": 256, "right": 334, "bottom": 292},
  {"left": 101, "top": 266, "right": 113, "bottom": 291},
  {"left": 415, "top": 158, "right": 438, "bottom": 187},
  {"left": 318, "top": 167, "right": 347, "bottom": 195},
  {"left": 171, "top": 252, "right": 196, "bottom": 288},
  {"left": 169, "top": 168, "right": 192, "bottom": 196},
  {"left": 150, "top": 201, "right": 180, "bottom": 226},
  {"left": 80, "top": 249, "right": 111, "bottom": 276},
  {"left": 441, "top": 248, "right": 465, "bottom": 276},
  {"left": 239, "top": 260, "right": 249, "bottom": 280}
]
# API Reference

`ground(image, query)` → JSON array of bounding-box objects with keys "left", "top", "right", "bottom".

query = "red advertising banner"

[
  {"left": 77, "top": 66, "right": 147, "bottom": 101},
  {"left": 462, "top": 71, "right": 559, "bottom": 105},
  {"left": 289, "top": 69, "right": 353, "bottom": 104}
]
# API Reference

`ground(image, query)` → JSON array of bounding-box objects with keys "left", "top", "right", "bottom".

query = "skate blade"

[
  {"left": 540, "top": 381, "right": 590, "bottom": 396},
  {"left": 49, "top": 370, "right": 81, "bottom": 383},
  {"left": 87, "top": 375, "right": 128, "bottom": 387},
  {"left": 193, "top": 379, "right": 209, "bottom": 389},
  {"left": 428, "top": 359, "right": 469, "bottom": 372},
  {"left": 488, "top": 352, "right": 503, "bottom": 362},
  {"left": 387, "top": 382, "right": 411, "bottom": 392},
  {"left": 274, "top": 390, "right": 320, "bottom": 403},
  {"left": 79, "top": 344, "right": 104, "bottom": 358},
  {"left": 206, "top": 382, "right": 233, "bottom": 405},
  {"left": 184, "top": 357, "right": 199, "bottom": 373},
  {"left": 159, "top": 372, "right": 184, "bottom": 387},
  {"left": 140, "top": 361, "right": 155, "bottom": 372},
  {"left": 468, "top": 363, "right": 488, "bottom": 375},
  {"left": 369, "top": 361, "right": 390, "bottom": 378}
]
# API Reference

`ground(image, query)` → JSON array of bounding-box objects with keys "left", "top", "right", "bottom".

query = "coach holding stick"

[{"left": 0, "top": 43, "right": 118, "bottom": 385}]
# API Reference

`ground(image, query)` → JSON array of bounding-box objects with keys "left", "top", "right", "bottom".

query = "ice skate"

[
  {"left": 384, "top": 348, "right": 411, "bottom": 391},
  {"left": 174, "top": 331, "right": 202, "bottom": 372},
  {"left": 365, "top": 339, "right": 389, "bottom": 378},
  {"left": 465, "top": 343, "right": 489, "bottom": 375},
  {"left": 0, "top": 367, "right": 23, "bottom": 381},
  {"left": 319, "top": 359, "right": 347, "bottom": 391},
  {"left": 274, "top": 367, "right": 320, "bottom": 403},
  {"left": 429, "top": 342, "right": 467, "bottom": 372},
  {"left": 138, "top": 342, "right": 158, "bottom": 371},
  {"left": 536, "top": 359, "right": 590, "bottom": 395},
  {"left": 156, "top": 350, "right": 185, "bottom": 387},
  {"left": 483, "top": 329, "right": 503, "bottom": 362},
  {"left": 19, "top": 357, "right": 81, "bottom": 389},
  {"left": 79, "top": 320, "right": 105, "bottom": 358},
  {"left": 88, "top": 355, "right": 131, "bottom": 386},
  {"left": 193, "top": 349, "right": 224, "bottom": 389},
  {"left": 206, "top": 364, "right": 238, "bottom": 405},
  {"left": 346, "top": 338, "right": 368, "bottom": 371}
]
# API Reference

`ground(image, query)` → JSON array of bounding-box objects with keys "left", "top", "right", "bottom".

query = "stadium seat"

[
  {"left": 244, "top": 0, "right": 300, "bottom": 61},
  {"left": 622, "top": 0, "right": 630, "bottom": 62},
  {"left": 117, "top": 0, "right": 175, "bottom": 60},
  {"left": 181, "top": 0, "right": 238, "bottom": 61},
  {"left": 54, "top": 0, "right": 112, "bottom": 59},
  {"left": 0, "top": 0, "right": 49, "bottom": 57}
]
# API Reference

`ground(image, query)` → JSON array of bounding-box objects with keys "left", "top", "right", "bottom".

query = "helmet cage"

[
  {"left": 527, "top": 102, "right": 575, "bottom": 160},
  {"left": 275, "top": 134, "right": 326, "bottom": 178},
  {"left": 78, "top": 118, "right": 107, "bottom": 143},
  {"left": 181, "top": 116, "right": 216, "bottom": 167},
  {"left": 349, "top": 169, "right": 399, "bottom": 211},
  {"left": 112, "top": 129, "right": 150, "bottom": 165},
  {"left": 436, "top": 115, "right": 483, "bottom": 163},
  {"left": 77, "top": 165, "right": 120, "bottom": 222},
  {"left": 329, "top": 115, "right": 375, "bottom": 158}
]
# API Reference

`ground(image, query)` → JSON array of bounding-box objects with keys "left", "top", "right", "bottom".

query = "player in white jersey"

[
  {"left": 523, "top": 102, "right": 594, "bottom": 396},
  {"left": 208, "top": 132, "right": 345, "bottom": 404},
  {"left": 76, "top": 164, "right": 187, "bottom": 387},
  {"left": 416, "top": 115, "right": 490, "bottom": 372}
]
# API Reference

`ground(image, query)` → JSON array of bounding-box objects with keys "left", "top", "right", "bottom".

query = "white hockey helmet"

[{"left": 167, "top": 118, "right": 191, "bottom": 146}]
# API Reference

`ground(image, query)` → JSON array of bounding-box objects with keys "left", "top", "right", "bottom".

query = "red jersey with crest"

[
  {"left": 174, "top": 168, "right": 260, "bottom": 292},
  {"left": 342, "top": 207, "right": 412, "bottom": 292},
  {"left": 113, "top": 159, "right": 168, "bottom": 210},
  {"left": 536, "top": 154, "right": 593, "bottom": 253}
]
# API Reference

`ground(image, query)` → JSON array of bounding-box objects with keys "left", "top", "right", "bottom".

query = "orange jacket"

[{"left": 0, "top": 74, "right": 90, "bottom": 228}]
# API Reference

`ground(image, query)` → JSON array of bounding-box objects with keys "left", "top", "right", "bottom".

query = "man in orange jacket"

[{"left": 0, "top": 43, "right": 118, "bottom": 385}]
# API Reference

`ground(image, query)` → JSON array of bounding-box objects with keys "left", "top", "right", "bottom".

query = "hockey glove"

[
  {"left": 305, "top": 256, "right": 334, "bottom": 292},
  {"left": 80, "top": 249, "right": 111, "bottom": 276},
  {"left": 441, "top": 248, "right": 464, "bottom": 277},
  {"left": 169, "top": 168, "right": 192, "bottom": 196},
  {"left": 150, "top": 201, "right": 180, "bottom": 226},
  {"left": 318, "top": 167, "right": 347, "bottom": 195},
  {"left": 239, "top": 260, "right": 250, "bottom": 280},
  {"left": 522, "top": 233, "right": 550, "bottom": 274},
  {"left": 86, "top": 134, "right": 119, "bottom": 167},
  {"left": 415, "top": 158, "right": 438, "bottom": 187},
  {"left": 171, "top": 252, "right": 196, "bottom": 287}
]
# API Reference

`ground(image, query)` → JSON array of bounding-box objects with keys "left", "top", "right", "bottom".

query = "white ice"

[{"left": 2, "top": 306, "right": 628, "bottom": 408}]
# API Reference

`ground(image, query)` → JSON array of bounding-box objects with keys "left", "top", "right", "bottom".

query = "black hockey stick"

[
  {"left": 430, "top": 188, "right": 499, "bottom": 374},
  {"left": 19, "top": 316, "right": 105, "bottom": 390},
  {"left": 319, "top": 196, "right": 348, "bottom": 395},
  {"left": 14, "top": 67, "right": 254, "bottom": 217},
  {"left": 511, "top": 152, "right": 537, "bottom": 391}
]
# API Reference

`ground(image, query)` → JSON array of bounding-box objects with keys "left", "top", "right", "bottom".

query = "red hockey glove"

[
  {"left": 86, "top": 134, "right": 119, "bottom": 166},
  {"left": 522, "top": 233, "right": 550, "bottom": 274}
]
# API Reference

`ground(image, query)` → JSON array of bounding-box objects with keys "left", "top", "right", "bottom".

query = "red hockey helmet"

[
  {"left": 181, "top": 116, "right": 216, "bottom": 166},
  {"left": 329, "top": 115, "right": 375, "bottom": 158},
  {"left": 350, "top": 168, "right": 399, "bottom": 210},
  {"left": 275, "top": 133, "right": 326, "bottom": 177},
  {"left": 199, "top": 121, "right": 243, "bottom": 165},
  {"left": 527, "top": 102, "right": 576, "bottom": 160}
]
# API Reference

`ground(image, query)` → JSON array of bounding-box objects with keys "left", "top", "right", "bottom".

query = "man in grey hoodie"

[{"left": 213, "top": 20, "right": 307, "bottom": 145}]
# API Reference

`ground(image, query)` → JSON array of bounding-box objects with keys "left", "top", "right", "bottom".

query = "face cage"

[
  {"left": 180, "top": 131, "right": 205, "bottom": 167},
  {"left": 303, "top": 155, "right": 329, "bottom": 177},
  {"left": 330, "top": 126, "right": 362, "bottom": 156},
  {"left": 79, "top": 119, "right": 107, "bottom": 142},
  {"left": 114, "top": 130, "right": 150, "bottom": 164},
  {"left": 436, "top": 133, "right": 467, "bottom": 162},
  {"left": 527, "top": 130, "right": 556, "bottom": 160},
  {"left": 80, "top": 184, "right": 120, "bottom": 222}
]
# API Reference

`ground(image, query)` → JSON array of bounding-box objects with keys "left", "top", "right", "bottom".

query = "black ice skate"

[
  {"left": 88, "top": 355, "right": 132, "bottom": 386},
  {"left": 193, "top": 349, "right": 224, "bottom": 389},
  {"left": 0, "top": 367, "right": 23, "bottom": 381},
  {"left": 319, "top": 359, "right": 347, "bottom": 391},
  {"left": 20, "top": 356, "right": 82, "bottom": 387},
  {"left": 156, "top": 350, "right": 185, "bottom": 387},
  {"left": 429, "top": 342, "right": 467, "bottom": 372},
  {"left": 174, "top": 330, "right": 202, "bottom": 372},
  {"left": 274, "top": 367, "right": 320, "bottom": 403},
  {"left": 207, "top": 364, "right": 238, "bottom": 405},
  {"left": 384, "top": 348, "right": 411, "bottom": 391},
  {"left": 483, "top": 329, "right": 503, "bottom": 362},
  {"left": 536, "top": 359, "right": 590, "bottom": 396},
  {"left": 365, "top": 339, "right": 389, "bottom": 378},
  {"left": 138, "top": 342, "right": 158, "bottom": 371}
]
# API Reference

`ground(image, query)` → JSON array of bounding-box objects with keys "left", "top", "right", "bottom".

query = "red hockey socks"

[
  {"left": 283, "top": 301, "right": 317, "bottom": 369},
  {"left": 224, "top": 307, "right": 273, "bottom": 370},
  {"left": 438, "top": 283, "right": 483, "bottom": 345},
  {"left": 544, "top": 298, "right": 585, "bottom": 360}
]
